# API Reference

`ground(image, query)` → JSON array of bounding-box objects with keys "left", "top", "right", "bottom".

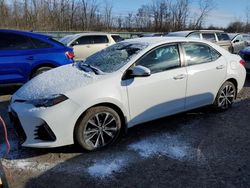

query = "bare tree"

[
  {"left": 190, "top": 0, "right": 215, "bottom": 29},
  {"left": 245, "top": 5, "right": 250, "bottom": 32},
  {"left": 103, "top": 0, "right": 113, "bottom": 30},
  {"left": 0, "top": 0, "right": 9, "bottom": 27},
  {"left": 170, "top": 0, "right": 190, "bottom": 30}
]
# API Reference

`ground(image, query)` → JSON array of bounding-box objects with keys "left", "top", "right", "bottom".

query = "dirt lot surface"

[{"left": 1, "top": 76, "right": 250, "bottom": 188}]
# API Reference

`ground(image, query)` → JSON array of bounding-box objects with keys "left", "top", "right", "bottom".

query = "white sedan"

[{"left": 9, "top": 37, "right": 246, "bottom": 151}]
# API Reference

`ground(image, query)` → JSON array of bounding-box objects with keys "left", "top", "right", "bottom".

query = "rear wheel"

[
  {"left": 75, "top": 106, "right": 121, "bottom": 151},
  {"left": 31, "top": 66, "right": 53, "bottom": 78},
  {"left": 213, "top": 81, "right": 236, "bottom": 110}
]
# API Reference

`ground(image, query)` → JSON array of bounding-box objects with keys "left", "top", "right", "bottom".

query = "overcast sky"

[{"left": 112, "top": 0, "right": 250, "bottom": 28}]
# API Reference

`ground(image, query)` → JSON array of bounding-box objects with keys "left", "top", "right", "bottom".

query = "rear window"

[
  {"left": 111, "top": 35, "right": 124, "bottom": 42},
  {"left": 216, "top": 33, "right": 230, "bottom": 41},
  {"left": 59, "top": 35, "right": 75, "bottom": 45},
  {"left": 49, "top": 38, "right": 65, "bottom": 46}
]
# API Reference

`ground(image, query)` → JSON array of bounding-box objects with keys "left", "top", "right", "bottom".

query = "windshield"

[
  {"left": 82, "top": 42, "right": 149, "bottom": 73},
  {"left": 59, "top": 35, "right": 75, "bottom": 45}
]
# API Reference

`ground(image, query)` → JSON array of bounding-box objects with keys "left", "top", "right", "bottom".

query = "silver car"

[
  {"left": 167, "top": 30, "right": 233, "bottom": 53},
  {"left": 228, "top": 33, "right": 249, "bottom": 54}
]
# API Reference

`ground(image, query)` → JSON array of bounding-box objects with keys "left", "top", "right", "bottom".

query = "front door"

[{"left": 125, "top": 44, "right": 187, "bottom": 126}]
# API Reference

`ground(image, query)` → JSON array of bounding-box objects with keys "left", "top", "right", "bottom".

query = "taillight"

[
  {"left": 240, "top": 59, "right": 246, "bottom": 67},
  {"left": 65, "top": 51, "right": 74, "bottom": 59}
]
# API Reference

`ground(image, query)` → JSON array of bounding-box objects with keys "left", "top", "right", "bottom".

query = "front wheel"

[
  {"left": 75, "top": 106, "right": 122, "bottom": 151},
  {"left": 213, "top": 81, "right": 236, "bottom": 110}
]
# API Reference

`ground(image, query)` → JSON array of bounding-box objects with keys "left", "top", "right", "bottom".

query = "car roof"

[
  {"left": 168, "top": 30, "right": 225, "bottom": 37},
  {"left": 0, "top": 29, "right": 51, "bottom": 39},
  {"left": 71, "top": 32, "right": 119, "bottom": 38},
  {"left": 123, "top": 36, "right": 209, "bottom": 46}
]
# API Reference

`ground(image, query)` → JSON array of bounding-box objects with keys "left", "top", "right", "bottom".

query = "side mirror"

[
  {"left": 131, "top": 65, "right": 151, "bottom": 77},
  {"left": 71, "top": 41, "right": 79, "bottom": 46},
  {"left": 234, "top": 39, "right": 240, "bottom": 43},
  {"left": 122, "top": 65, "right": 151, "bottom": 80}
]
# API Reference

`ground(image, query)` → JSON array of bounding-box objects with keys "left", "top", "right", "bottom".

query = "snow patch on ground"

[
  {"left": 87, "top": 157, "right": 127, "bottom": 178},
  {"left": 1, "top": 159, "right": 59, "bottom": 173},
  {"left": 128, "top": 133, "right": 193, "bottom": 161}
]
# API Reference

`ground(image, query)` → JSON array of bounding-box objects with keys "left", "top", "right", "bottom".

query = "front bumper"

[{"left": 9, "top": 99, "right": 80, "bottom": 148}]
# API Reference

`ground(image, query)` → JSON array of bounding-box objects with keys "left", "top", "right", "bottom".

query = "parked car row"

[
  {"left": 8, "top": 37, "right": 246, "bottom": 151},
  {"left": 1, "top": 28, "right": 247, "bottom": 151},
  {"left": 167, "top": 30, "right": 250, "bottom": 54}
]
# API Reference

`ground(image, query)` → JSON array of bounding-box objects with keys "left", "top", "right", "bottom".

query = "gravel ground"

[{"left": 0, "top": 76, "right": 250, "bottom": 188}]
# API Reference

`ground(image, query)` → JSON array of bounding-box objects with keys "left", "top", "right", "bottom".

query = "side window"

[
  {"left": 216, "top": 33, "right": 230, "bottom": 41},
  {"left": 75, "top": 36, "right": 92, "bottom": 45},
  {"left": 136, "top": 44, "right": 180, "bottom": 74},
  {"left": 183, "top": 43, "right": 221, "bottom": 66},
  {"left": 202, "top": 33, "right": 216, "bottom": 42},
  {"left": 31, "top": 38, "right": 52, "bottom": 48},
  {"left": 187, "top": 32, "right": 200, "bottom": 39},
  {"left": 92, "top": 36, "right": 109, "bottom": 44},
  {"left": 0, "top": 33, "right": 34, "bottom": 50}
]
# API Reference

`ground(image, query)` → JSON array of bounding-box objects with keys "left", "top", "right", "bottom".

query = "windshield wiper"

[{"left": 79, "top": 63, "right": 103, "bottom": 75}]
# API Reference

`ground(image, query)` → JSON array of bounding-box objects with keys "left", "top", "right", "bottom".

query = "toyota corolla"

[{"left": 9, "top": 37, "right": 246, "bottom": 151}]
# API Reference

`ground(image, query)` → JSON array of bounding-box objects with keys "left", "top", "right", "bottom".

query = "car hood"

[{"left": 15, "top": 64, "right": 99, "bottom": 100}]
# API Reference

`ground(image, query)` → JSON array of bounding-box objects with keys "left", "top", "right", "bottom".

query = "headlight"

[{"left": 27, "top": 94, "right": 68, "bottom": 107}]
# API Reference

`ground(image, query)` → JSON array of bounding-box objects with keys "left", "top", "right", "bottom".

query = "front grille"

[
  {"left": 9, "top": 111, "right": 27, "bottom": 144},
  {"left": 34, "top": 122, "right": 56, "bottom": 141}
]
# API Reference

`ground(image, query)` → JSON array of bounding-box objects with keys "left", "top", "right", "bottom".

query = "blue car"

[{"left": 0, "top": 29, "right": 74, "bottom": 84}]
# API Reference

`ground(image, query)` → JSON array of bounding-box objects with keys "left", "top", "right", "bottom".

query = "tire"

[
  {"left": 31, "top": 66, "right": 53, "bottom": 78},
  {"left": 213, "top": 81, "right": 236, "bottom": 111},
  {"left": 75, "top": 106, "right": 122, "bottom": 151}
]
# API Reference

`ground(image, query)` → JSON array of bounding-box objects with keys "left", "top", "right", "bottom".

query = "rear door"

[
  {"left": 0, "top": 33, "right": 35, "bottom": 84},
  {"left": 182, "top": 42, "right": 227, "bottom": 110}
]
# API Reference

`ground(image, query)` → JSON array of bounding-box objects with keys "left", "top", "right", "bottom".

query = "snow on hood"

[{"left": 15, "top": 64, "right": 98, "bottom": 100}]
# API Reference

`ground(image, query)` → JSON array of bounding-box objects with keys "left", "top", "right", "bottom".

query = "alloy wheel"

[
  {"left": 217, "top": 84, "right": 235, "bottom": 110},
  {"left": 83, "top": 112, "right": 119, "bottom": 149}
]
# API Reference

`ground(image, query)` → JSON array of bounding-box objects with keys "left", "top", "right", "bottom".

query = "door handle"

[
  {"left": 86, "top": 45, "right": 90, "bottom": 48},
  {"left": 173, "top": 74, "right": 185, "bottom": 80},
  {"left": 27, "top": 56, "right": 34, "bottom": 60},
  {"left": 216, "top": 65, "right": 225, "bottom": 70}
]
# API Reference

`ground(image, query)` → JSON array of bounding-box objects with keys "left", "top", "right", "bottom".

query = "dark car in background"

[
  {"left": 242, "top": 34, "right": 250, "bottom": 45},
  {"left": 228, "top": 33, "right": 249, "bottom": 54},
  {"left": 167, "top": 30, "right": 233, "bottom": 53},
  {"left": 239, "top": 46, "right": 250, "bottom": 72},
  {"left": 0, "top": 29, "right": 74, "bottom": 85}
]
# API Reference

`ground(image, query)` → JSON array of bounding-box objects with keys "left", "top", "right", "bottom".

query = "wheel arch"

[
  {"left": 73, "top": 102, "right": 128, "bottom": 144},
  {"left": 30, "top": 62, "right": 57, "bottom": 79},
  {"left": 226, "top": 78, "right": 238, "bottom": 98}
]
